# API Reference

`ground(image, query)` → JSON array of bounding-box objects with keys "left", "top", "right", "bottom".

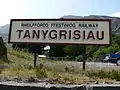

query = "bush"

[
  {"left": 75, "top": 55, "right": 83, "bottom": 61},
  {"left": 86, "top": 69, "right": 120, "bottom": 81},
  {"left": 0, "top": 42, "right": 8, "bottom": 62},
  {"left": 35, "top": 64, "right": 48, "bottom": 78}
]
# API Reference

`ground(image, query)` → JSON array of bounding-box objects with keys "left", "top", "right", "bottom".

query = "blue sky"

[{"left": 0, "top": 0, "right": 120, "bottom": 26}]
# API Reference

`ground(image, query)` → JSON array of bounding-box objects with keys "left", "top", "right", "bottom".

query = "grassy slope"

[{"left": 0, "top": 48, "right": 118, "bottom": 84}]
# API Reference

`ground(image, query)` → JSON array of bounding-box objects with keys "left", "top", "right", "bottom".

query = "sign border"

[{"left": 8, "top": 18, "right": 111, "bottom": 45}]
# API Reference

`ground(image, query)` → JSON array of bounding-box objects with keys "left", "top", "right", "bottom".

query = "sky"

[{"left": 0, "top": 0, "right": 120, "bottom": 26}]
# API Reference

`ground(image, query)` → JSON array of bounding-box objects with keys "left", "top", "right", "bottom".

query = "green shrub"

[
  {"left": 109, "top": 70, "right": 120, "bottom": 81},
  {"left": 86, "top": 69, "right": 120, "bottom": 81},
  {"left": 35, "top": 64, "right": 48, "bottom": 78}
]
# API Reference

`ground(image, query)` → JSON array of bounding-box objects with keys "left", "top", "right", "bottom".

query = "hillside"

[
  {"left": 0, "top": 24, "right": 9, "bottom": 33},
  {"left": 0, "top": 24, "right": 9, "bottom": 42},
  {"left": 62, "top": 15, "right": 120, "bottom": 33}
]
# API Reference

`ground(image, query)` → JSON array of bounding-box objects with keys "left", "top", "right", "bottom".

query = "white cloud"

[{"left": 111, "top": 12, "right": 120, "bottom": 17}]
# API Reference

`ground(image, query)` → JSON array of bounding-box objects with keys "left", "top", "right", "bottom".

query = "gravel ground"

[
  {"left": 0, "top": 81, "right": 120, "bottom": 88},
  {"left": 0, "top": 81, "right": 83, "bottom": 87}
]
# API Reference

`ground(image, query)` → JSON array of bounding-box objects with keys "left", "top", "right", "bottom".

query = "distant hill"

[
  {"left": 1, "top": 15, "right": 120, "bottom": 35},
  {"left": 0, "top": 24, "right": 9, "bottom": 42},
  {"left": 0, "top": 24, "right": 9, "bottom": 33},
  {"left": 0, "top": 33, "right": 8, "bottom": 43},
  {"left": 62, "top": 15, "right": 120, "bottom": 33}
]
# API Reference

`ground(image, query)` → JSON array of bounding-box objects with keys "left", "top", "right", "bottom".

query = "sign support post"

[
  {"left": 83, "top": 45, "right": 86, "bottom": 71},
  {"left": 34, "top": 52, "right": 37, "bottom": 68}
]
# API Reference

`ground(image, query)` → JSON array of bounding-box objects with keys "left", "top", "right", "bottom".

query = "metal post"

[
  {"left": 34, "top": 52, "right": 37, "bottom": 68},
  {"left": 83, "top": 45, "right": 86, "bottom": 71}
]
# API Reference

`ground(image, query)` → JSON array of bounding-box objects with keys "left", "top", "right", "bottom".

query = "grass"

[
  {"left": 86, "top": 69, "right": 120, "bottom": 81},
  {"left": 0, "top": 48, "right": 119, "bottom": 84},
  {"left": 0, "top": 60, "right": 5, "bottom": 64},
  {"left": 8, "top": 48, "right": 32, "bottom": 60}
]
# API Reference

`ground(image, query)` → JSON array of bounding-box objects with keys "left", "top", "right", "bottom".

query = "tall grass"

[
  {"left": 86, "top": 69, "right": 120, "bottom": 81},
  {"left": 8, "top": 48, "right": 32, "bottom": 60},
  {"left": 0, "top": 48, "right": 119, "bottom": 84}
]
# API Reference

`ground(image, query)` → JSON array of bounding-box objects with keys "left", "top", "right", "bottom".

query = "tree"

[
  {"left": 112, "top": 34, "right": 120, "bottom": 45},
  {"left": 93, "top": 44, "right": 120, "bottom": 58},
  {"left": 86, "top": 45, "right": 100, "bottom": 58},
  {"left": 48, "top": 45, "right": 66, "bottom": 57},
  {"left": 64, "top": 45, "right": 84, "bottom": 59}
]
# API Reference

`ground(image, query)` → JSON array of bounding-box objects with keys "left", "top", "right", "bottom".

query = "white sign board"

[{"left": 8, "top": 19, "right": 111, "bottom": 45}]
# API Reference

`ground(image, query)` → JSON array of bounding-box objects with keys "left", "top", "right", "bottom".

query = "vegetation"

[
  {"left": 0, "top": 48, "right": 120, "bottom": 84},
  {"left": 0, "top": 37, "right": 8, "bottom": 62},
  {"left": 1, "top": 33, "right": 120, "bottom": 84},
  {"left": 86, "top": 69, "right": 120, "bottom": 81},
  {"left": 8, "top": 48, "right": 32, "bottom": 60}
]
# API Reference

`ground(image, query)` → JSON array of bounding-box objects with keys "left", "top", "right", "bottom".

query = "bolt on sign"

[{"left": 8, "top": 19, "right": 111, "bottom": 45}]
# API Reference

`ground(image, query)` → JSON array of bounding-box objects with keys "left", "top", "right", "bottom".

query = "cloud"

[{"left": 111, "top": 12, "right": 120, "bottom": 17}]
